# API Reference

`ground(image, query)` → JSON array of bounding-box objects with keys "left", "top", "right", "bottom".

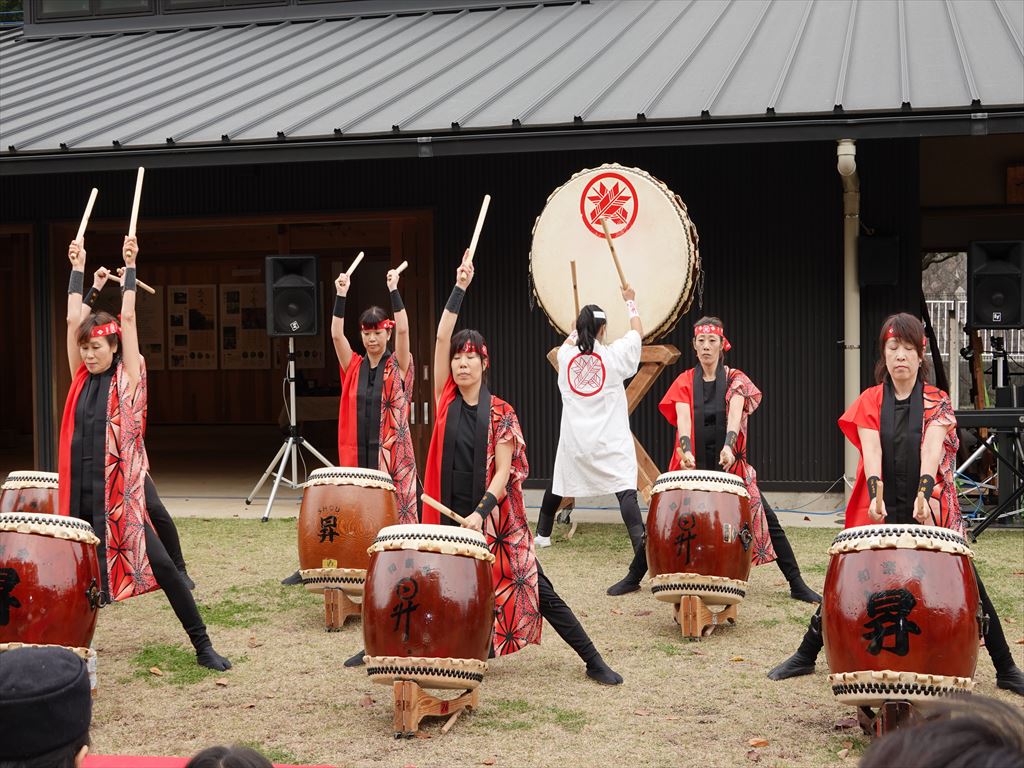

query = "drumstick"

[
  {"left": 395, "top": 260, "right": 409, "bottom": 275},
  {"left": 599, "top": 218, "right": 628, "bottom": 290},
  {"left": 127, "top": 167, "right": 145, "bottom": 238},
  {"left": 108, "top": 267, "right": 157, "bottom": 295},
  {"left": 466, "top": 194, "right": 491, "bottom": 263},
  {"left": 344, "top": 251, "right": 364, "bottom": 277},
  {"left": 570, "top": 260, "right": 580, "bottom": 319},
  {"left": 421, "top": 493, "right": 469, "bottom": 527},
  {"left": 75, "top": 188, "right": 98, "bottom": 243}
]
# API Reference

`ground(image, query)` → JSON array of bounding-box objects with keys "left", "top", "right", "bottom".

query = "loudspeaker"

[
  {"left": 858, "top": 235, "right": 900, "bottom": 286},
  {"left": 967, "top": 241, "right": 1023, "bottom": 330},
  {"left": 266, "top": 255, "right": 319, "bottom": 337}
]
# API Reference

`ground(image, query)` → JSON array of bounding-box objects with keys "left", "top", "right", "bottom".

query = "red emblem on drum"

[
  {"left": 567, "top": 352, "right": 606, "bottom": 397},
  {"left": 580, "top": 172, "right": 638, "bottom": 238}
]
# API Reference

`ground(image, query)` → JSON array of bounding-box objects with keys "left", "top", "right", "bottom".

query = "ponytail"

[{"left": 576, "top": 304, "right": 606, "bottom": 354}]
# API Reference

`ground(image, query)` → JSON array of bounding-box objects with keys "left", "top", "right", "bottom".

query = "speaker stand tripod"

[{"left": 247, "top": 337, "right": 333, "bottom": 522}]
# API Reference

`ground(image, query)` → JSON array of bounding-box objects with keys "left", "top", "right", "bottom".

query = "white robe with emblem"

[{"left": 551, "top": 330, "right": 642, "bottom": 496}]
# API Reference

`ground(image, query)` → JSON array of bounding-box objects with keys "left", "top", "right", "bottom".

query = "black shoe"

[
  {"left": 281, "top": 570, "right": 302, "bottom": 586},
  {"left": 996, "top": 664, "right": 1024, "bottom": 696},
  {"left": 344, "top": 650, "right": 366, "bottom": 668},
  {"left": 586, "top": 656, "right": 623, "bottom": 686},
  {"left": 196, "top": 645, "right": 232, "bottom": 671},
  {"left": 788, "top": 576, "right": 821, "bottom": 604},
  {"left": 606, "top": 577, "right": 641, "bottom": 596},
  {"left": 767, "top": 652, "right": 815, "bottom": 681},
  {"left": 179, "top": 569, "right": 195, "bottom": 591}
]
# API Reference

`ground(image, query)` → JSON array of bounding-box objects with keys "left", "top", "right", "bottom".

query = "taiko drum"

[
  {"left": 0, "top": 471, "right": 60, "bottom": 516},
  {"left": 823, "top": 524, "right": 981, "bottom": 706},
  {"left": 297, "top": 467, "right": 399, "bottom": 598},
  {"left": 0, "top": 513, "right": 102, "bottom": 653},
  {"left": 646, "top": 470, "right": 753, "bottom": 606},
  {"left": 363, "top": 524, "right": 495, "bottom": 690}
]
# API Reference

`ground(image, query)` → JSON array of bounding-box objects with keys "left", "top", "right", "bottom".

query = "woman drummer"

[
  {"left": 658, "top": 317, "right": 819, "bottom": 603},
  {"left": 61, "top": 237, "right": 230, "bottom": 671},
  {"left": 534, "top": 293, "right": 649, "bottom": 597},
  {"left": 421, "top": 252, "right": 622, "bottom": 685},
  {"left": 767, "top": 313, "right": 1023, "bottom": 695}
]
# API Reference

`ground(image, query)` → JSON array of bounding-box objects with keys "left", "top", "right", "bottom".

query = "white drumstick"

[
  {"left": 345, "top": 251, "right": 365, "bottom": 276},
  {"left": 395, "top": 260, "right": 409, "bottom": 275},
  {"left": 466, "top": 194, "right": 491, "bottom": 263},
  {"left": 127, "top": 167, "right": 145, "bottom": 238},
  {"left": 76, "top": 188, "right": 98, "bottom": 243}
]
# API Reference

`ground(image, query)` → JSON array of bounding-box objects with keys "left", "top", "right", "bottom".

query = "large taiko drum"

[
  {"left": 363, "top": 524, "right": 495, "bottom": 690},
  {"left": 823, "top": 525, "right": 982, "bottom": 706},
  {"left": 530, "top": 163, "right": 700, "bottom": 343},
  {"left": 1, "top": 471, "right": 60, "bottom": 516},
  {"left": 0, "top": 513, "right": 102, "bottom": 655},
  {"left": 646, "top": 470, "right": 753, "bottom": 606},
  {"left": 298, "top": 467, "right": 399, "bottom": 600}
]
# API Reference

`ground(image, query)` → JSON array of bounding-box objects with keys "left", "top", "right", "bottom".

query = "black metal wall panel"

[{"left": 0, "top": 138, "right": 921, "bottom": 485}]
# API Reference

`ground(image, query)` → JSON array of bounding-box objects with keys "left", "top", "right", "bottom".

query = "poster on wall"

[
  {"left": 136, "top": 286, "right": 166, "bottom": 371},
  {"left": 167, "top": 284, "right": 218, "bottom": 370},
  {"left": 220, "top": 283, "right": 269, "bottom": 369}
]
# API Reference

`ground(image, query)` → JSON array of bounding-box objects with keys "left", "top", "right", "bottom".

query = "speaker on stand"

[{"left": 247, "top": 255, "right": 332, "bottom": 521}]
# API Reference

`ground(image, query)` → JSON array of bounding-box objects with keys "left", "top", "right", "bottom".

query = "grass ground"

[{"left": 88, "top": 520, "right": 1023, "bottom": 767}]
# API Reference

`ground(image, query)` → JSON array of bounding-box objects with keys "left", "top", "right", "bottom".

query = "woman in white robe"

[{"left": 536, "top": 285, "right": 648, "bottom": 595}]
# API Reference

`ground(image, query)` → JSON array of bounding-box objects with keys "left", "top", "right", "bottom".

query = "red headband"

[
  {"left": 90, "top": 321, "right": 120, "bottom": 338},
  {"left": 694, "top": 323, "right": 731, "bottom": 352},
  {"left": 455, "top": 341, "right": 488, "bottom": 359},
  {"left": 361, "top": 319, "right": 396, "bottom": 331},
  {"left": 884, "top": 326, "right": 926, "bottom": 347}
]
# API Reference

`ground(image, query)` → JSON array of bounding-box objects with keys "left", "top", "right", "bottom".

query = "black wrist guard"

[
  {"left": 68, "top": 270, "right": 84, "bottom": 295},
  {"left": 867, "top": 476, "right": 880, "bottom": 500},
  {"left": 678, "top": 434, "right": 692, "bottom": 453},
  {"left": 121, "top": 267, "right": 136, "bottom": 293},
  {"left": 83, "top": 286, "right": 98, "bottom": 308},
  {"left": 918, "top": 474, "right": 936, "bottom": 499},
  {"left": 333, "top": 295, "right": 346, "bottom": 319},
  {"left": 724, "top": 430, "right": 738, "bottom": 450},
  {"left": 446, "top": 286, "right": 465, "bottom": 314},
  {"left": 475, "top": 491, "right": 498, "bottom": 519},
  {"left": 390, "top": 289, "right": 405, "bottom": 313}
]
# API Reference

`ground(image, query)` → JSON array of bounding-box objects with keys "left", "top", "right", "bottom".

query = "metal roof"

[{"left": 1, "top": 0, "right": 1022, "bottom": 169}]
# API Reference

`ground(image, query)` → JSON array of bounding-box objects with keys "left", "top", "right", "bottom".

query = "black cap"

[{"left": 0, "top": 646, "right": 91, "bottom": 759}]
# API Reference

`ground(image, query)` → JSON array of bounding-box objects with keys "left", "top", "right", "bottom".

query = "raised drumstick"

[
  {"left": 421, "top": 493, "right": 469, "bottom": 527},
  {"left": 599, "top": 218, "right": 628, "bottom": 290},
  {"left": 127, "top": 167, "right": 145, "bottom": 238},
  {"left": 75, "top": 188, "right": 98, "bottom": 243},
  {"left": 344, "top": 251, "right": 364, "bottom": 277},
  {"left": 395, "top": 260, "right": 409, "bottom": 275},
  {"left": 466, "top": 194, "right": 491, "bottom": 263},
  {"left": 110, "top": 267, "right": 157, "bottom": 295},
  {"left": 570, "top": 260, "right": 580, "bottom": 319}
]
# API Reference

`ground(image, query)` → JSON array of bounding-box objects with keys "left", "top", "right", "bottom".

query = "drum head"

[
  {"left": 652, "top": 470, "right": 749, "bottom": 498},
  {"left": 305, "top": 466, "right": 395, "bottom": 492},
  {"left": 370, "top": 524, "right": 493, "bottom": 562},
  {"left": 530, "top": 164, "right": 700, "bottom": 343},
  {"left": 0, "top": 513, "right": 99, "bottom": 545},
  {"left": 2, "top": 471, "right": 59, "bottom": 490}
]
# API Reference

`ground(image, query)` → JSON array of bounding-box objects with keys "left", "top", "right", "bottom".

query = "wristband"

[
  {"left": 83, "top": 286, "right": 99, "bottom": 308},
  {"left": 446, "top": 286, "right": 465, "bottom": 314},
  {"left": 475, "top": 491, "right": 498, "bottom": 519},
  {"left": 333, "top": 295, "right": 346, "bottom": 319},
  {"left": 918, "top": 474, "right": 936, "bottom": 499},
  {"left": 390, "top": 290, "right": 405, "bottom": 313},
  {"left": 724, "top": 431, "right": 737, "bottom": 450},
  {"left": 867, "top": 476, "right": 880, "bottom": 500},
  {"left": 121, "top": 267, "right": 136, "bottom": 293},
  {"left": 68, "top": 270, "right": 84, "bottom": 295},
  {"left": 626, "top": 299, "right": 639, "bottom": 319},
  {"left": 678, "top": 434, "right": 692, "bottom": 454}
]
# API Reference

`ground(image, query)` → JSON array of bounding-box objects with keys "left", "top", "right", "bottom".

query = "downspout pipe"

[{"left": 837, "top": 139, "right": 860, "bottom": 501}]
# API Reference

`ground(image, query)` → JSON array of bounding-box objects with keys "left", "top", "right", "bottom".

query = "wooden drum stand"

[
  {"left": 323, "top": 588, "right": 361, "bottom": 631},
  {"left": 392, "top": 681, "right": 479, "bottom": 738}
]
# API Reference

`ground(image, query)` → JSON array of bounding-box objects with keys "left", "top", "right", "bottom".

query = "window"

[
  {"left": 163, "top": 0, "right": 286, "bottom": 8},
  {"left": 37, "top": 0, "right": 152, "bottom": 19}
]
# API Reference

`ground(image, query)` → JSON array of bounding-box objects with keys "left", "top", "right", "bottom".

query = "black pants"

[
  {"left": 142, "top": 522, "right": 209, "bottom": 650},
  {"left": 794, "top": 565, "right": 1015, "bottom": 674},
  {"left": 536, "top": 560, "right": 598, "bottom": 665},
  {"left": 144, "top": 475, "right": 187, "bottom": 573},
  {"left": 537, "top": 487, "right": 646, "bottom": 550},
  {"left": 761, "top": 496, "right": 803, "bottom": 581}
]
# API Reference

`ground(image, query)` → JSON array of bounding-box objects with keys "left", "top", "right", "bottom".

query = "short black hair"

[{"left": 185, "top": 745, "right": 274, "bottom": 768}]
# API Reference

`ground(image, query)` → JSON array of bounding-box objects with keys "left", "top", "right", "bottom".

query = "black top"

[
  {"left": 700, "top": 377, "right": 719, "bottom": 469},
  {"left": 889, "top": 395, "right": 913, "bottom": 524},
  {"left": 449, "top": 400, "right": 478, "bottom": 522},
  {"left": 359, "top": 362, "right": 380, "bottom": 467}
]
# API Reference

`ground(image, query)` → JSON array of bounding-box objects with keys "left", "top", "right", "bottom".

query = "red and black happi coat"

[
  {"left": 658, "top": 366, "right": 777, "bottom": 566},
  {"left": 338, "top": 352, "right": 418, "bottom": 525},
  {"left": 58, "top": 360, "right": 158, "bottom": 601},
  {"left": 839, "top": 382, "right": 963, "bottom": 534},
  {"left": 423, "top": 377, "right": 542, "bottom": 656}
]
